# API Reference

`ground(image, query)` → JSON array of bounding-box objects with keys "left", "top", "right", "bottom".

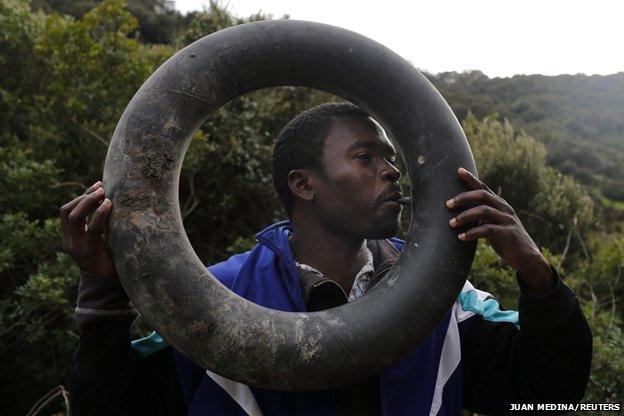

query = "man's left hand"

[{"left": 446, "top": 167, "right": 555, "bottom": 295}]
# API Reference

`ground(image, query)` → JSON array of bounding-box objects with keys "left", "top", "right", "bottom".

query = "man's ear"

[{"left": 287, "top": 169, "right": 315, "bottom": 203}]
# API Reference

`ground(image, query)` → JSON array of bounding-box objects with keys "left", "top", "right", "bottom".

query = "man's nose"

[{"left": 380, "top": 159, "right": 401, "bottom": 182}]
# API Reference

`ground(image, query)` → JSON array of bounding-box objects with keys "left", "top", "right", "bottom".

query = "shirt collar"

[{"left": 295, "top": 243, "right": 375, "bottom": 303}]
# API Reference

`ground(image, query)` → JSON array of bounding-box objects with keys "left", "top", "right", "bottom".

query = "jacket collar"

[
  {"left": 254, "top": 220, "right": 296, "bottom": 265},
  {"left": 254, "top": 221, "right": 402, "bottom": 309},
  {"left": 254, "top": 220, "right": 402, "bottom": 269}
]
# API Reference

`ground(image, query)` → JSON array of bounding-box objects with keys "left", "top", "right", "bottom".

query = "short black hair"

[{"left": 272, "top": 102, "right": 370, "bottom": 216}]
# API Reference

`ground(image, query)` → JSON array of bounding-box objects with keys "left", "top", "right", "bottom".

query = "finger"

[
  {"left": 84, "top": 181, "right": 103, "bottom": 195},
  {"left": 68, "top": 187, "right": 105, "bottom": 239},
  {"left": 61, "top": 194, "right": 88, "bottom": 252},
  {"left": 61, "top": 194, "right": 87, "bottom": 230},
  {"left": 86, "top": 198, "right": 112, "bottom": 241},
  {"left": 449, "top": 205, "right": 513, "bottom": 228},
  {"left": 61, "top": 181, "right": 103, "bottom": 228},
  {"left": 83, "top": 182, "right": 104, "bottom": 232},
  {"left": 458, "top": 224, "right": 508, "bottom": 241},
  {"left": 446, "top": 189, "right": 507, "bottom": 211},
  {"left": 457, "top": 167, "right": 493, "bottom": 192}
]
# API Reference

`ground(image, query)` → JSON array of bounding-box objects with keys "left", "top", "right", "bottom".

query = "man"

[{"left": 63, "top": 103, "right": 592, "bottom": 415}]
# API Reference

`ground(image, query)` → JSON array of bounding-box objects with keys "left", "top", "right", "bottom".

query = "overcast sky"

[{"left": 173, "top": 0, "right": 623, "bottom": 78}]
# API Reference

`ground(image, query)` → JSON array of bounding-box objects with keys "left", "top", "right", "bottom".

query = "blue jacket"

[{"left": 134, "top": 221, "right": 533, "bottom": 416}]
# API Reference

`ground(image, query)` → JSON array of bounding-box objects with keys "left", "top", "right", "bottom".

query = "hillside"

[
  {"left": 30, "top": 1, "right": 624, "bottom": 202},
  {"left": 427, "top": 71, "right": 624, "bottom": 200}
]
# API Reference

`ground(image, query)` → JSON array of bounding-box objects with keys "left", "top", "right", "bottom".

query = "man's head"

[{"left": 272, "top": 103, "right": 403, "bottom": 239}]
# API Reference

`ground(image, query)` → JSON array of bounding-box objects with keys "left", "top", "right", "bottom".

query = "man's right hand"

[{"left": 61, "top": 181, "right": 118, "bottom": 278}]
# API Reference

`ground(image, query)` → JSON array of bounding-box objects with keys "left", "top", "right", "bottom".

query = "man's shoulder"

[
  {"left": 207, "top": 249, "right": 254, "bottom": 289},
  {"left": 207, "top": 240, "right": 285, "bottom": 290}
]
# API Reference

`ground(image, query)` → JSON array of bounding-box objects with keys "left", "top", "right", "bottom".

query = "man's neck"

[{"left": 289, "top": 216, "right": 369, "bottom": 295}]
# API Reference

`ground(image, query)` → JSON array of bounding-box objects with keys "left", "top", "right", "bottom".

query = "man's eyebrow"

[{"left": 347, "top": 139, "right": 396, "bottom": 155}]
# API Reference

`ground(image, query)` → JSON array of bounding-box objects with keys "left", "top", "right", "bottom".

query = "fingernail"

[
  {"left": 95, "top": 187, "right": 104, "bottom": 195},
  {"left": 449, "top": 218, "right": 456, "bottom": 226},
  {"left": 458, "top": 233, "right": 466, "bottom": 240},
  {"left": 89, "top": 181, "right": 101, "bottom": 190},
  {"left": 446, "top": 199, "right": 454, "bottom": 208},
  {"left": 458, "top": 167, "right": 467, "bottom": 174},
  {"left": 98, "top": 198, "right": 110, "bottom": 209}
]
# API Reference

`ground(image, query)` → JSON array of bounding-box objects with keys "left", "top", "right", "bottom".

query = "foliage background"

[{"left": 0, "top": 1, "right": 622, "bottom": 414}]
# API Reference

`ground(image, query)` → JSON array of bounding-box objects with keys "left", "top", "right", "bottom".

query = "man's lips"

[
  {"left": 385, "top": 190, "right": 403, "bottom": 203},
  {"left": 375, "top": 186, "right": 403, "bottom": 205}
]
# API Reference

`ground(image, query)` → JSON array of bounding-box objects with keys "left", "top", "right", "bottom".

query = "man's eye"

[{"left": 356, "top": 153, "right": 372, "bottom": 161}]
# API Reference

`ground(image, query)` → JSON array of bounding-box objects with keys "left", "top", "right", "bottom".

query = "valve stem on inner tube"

[{"left": 397, "top": 197, "right": 412, "bottom": 206}]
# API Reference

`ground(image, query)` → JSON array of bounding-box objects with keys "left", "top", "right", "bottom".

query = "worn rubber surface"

[{"left": 103, "top": 20, "right": 477, "bottom": 390}]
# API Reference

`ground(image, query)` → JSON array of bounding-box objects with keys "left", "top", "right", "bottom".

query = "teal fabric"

[
  {"left": 132, "top": 331, "right": 169, "bottom": 358},
  {"left": 458, "top": 290, "right": 520, "bottom": 327}
]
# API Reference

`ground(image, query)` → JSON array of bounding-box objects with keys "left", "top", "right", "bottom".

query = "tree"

[
  {"left": 0, "top": 0, "right": 169, "bottom": 412},
  {"left": 31, "top": 0, "right": 182, "bottom": 44},
  {"left": 428, "top": 71, "right": 624, "bottom": 203},
  {"left": 462, "top": 112, "right": 594, "bottom": 256},
  {"left": 0, "top": 2, "right": 330, "bottom": 411}
]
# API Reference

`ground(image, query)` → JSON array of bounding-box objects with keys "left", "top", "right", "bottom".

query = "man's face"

[{"left": 311, "top": 116, "right": 403, "bottom": 239}]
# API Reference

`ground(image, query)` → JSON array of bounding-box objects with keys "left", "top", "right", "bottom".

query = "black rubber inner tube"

[{"left": 103, "top": 20, "right": 477, "bottom": 391}]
